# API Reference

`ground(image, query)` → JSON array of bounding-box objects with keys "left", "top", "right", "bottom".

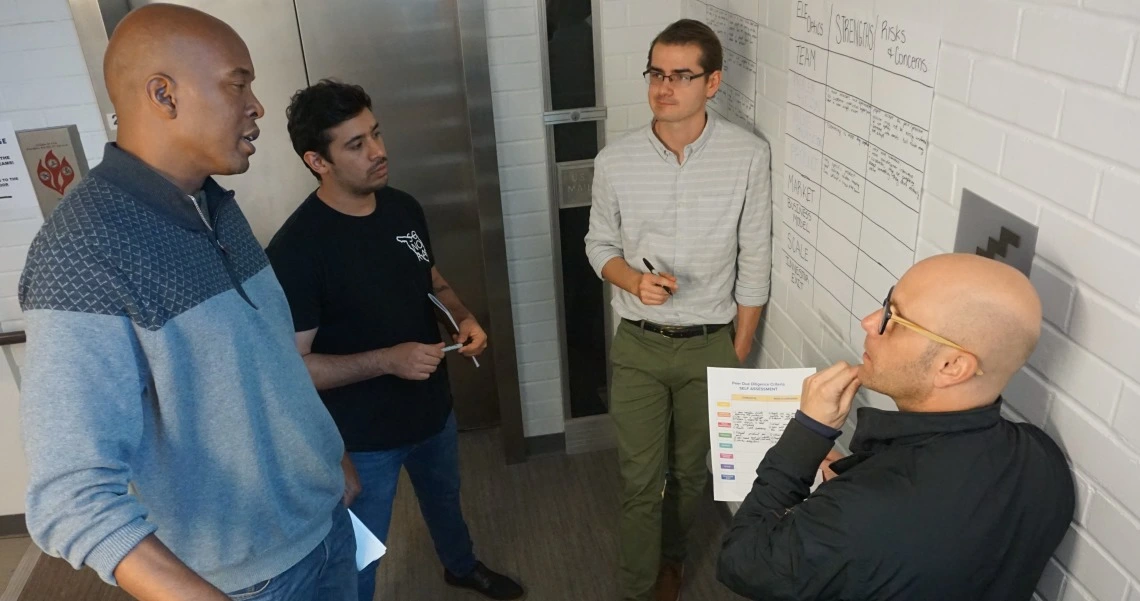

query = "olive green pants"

[{"left": 610, "top": 320, "right": 738, "bottom": 601}]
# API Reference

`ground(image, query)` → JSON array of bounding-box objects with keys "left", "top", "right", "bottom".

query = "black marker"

[{"left": 642, "top": 258, "right": 674, "bottom": 295}]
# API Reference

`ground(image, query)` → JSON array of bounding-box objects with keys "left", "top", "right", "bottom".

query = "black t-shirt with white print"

[{"left": 267, "top": 187, "right": 451, "bottom": 451}]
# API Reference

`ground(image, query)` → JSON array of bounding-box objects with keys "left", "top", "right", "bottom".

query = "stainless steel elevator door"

[{"left": 295, "top": 0, "right": 501, "bottom": 430}]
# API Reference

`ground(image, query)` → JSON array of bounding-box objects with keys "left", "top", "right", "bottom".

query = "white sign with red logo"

[{"left": 17, "top": 125, "right": 87, "bottom": 219}]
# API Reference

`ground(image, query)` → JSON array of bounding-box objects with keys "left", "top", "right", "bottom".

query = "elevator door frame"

[{"left": 537, "top": 0, "right": 618, "bottom": 454}]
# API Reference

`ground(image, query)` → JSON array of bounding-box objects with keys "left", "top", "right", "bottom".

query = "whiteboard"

[
  {"left": 684, "top": 0, "right": 761, "bottom": 132},
  {"left": 777, "top": 0, "right": 941, "bottom": 346}
]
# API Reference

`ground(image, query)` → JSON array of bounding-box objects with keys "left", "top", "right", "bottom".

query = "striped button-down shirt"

[{"left": 585, "top": 113, "right": 772, "bottom": 326}]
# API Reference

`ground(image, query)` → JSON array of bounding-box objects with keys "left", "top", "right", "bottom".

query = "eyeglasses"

[
  {"left": 877, "top": 286, "right": 984, "bottom": 376},
  {"left": 643, "top": 70, "right": 710, "bottom": 87}
]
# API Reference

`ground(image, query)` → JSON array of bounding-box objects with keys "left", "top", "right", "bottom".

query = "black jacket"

[{"left": 718, "top": 400, "right": 1074, "bottom": 601}]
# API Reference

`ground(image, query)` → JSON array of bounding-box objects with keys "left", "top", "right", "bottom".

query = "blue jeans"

[
  {"left": 226, "top": 503, "right": 357, "bottom": 601},
  {"left": 350, "top": 412, "right": 477, "bottom": 601}
]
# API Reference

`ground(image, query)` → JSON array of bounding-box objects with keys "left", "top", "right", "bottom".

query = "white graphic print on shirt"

[{"left": 396, "top": 231, "right": 430, "bottom": 263}]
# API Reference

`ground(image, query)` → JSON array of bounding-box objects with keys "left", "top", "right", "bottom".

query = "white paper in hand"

[
  {"left": 348, "top": 509, "right": 386, "bottom": 571},
  {"left": 708, "top": 367, "right": 817, "bottom": 502},
  {"left": 427, "top": 292, "right": 480, "bottom": 368}
]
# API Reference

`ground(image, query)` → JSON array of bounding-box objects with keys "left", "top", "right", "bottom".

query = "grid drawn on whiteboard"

[
  {"left": 685, "top": 0, "right": 759, "bottom": 132},
  {"left": 780, "top": 0, "right": 940, "bottom": 348}
]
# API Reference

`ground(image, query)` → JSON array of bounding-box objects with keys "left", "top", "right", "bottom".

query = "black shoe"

[{"left": 444, "top": 561, "right": 525, "bottom": 600}]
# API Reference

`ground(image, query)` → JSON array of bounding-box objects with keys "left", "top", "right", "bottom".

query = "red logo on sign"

[{"left": 37, "top": 150, "right": 75, "bottom": 195}]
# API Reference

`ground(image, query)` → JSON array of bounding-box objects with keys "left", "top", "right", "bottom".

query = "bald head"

[
  {"left": 105, "top": 4, "right": 246, "bottom": 114},
  {"left": 102, "top": 4, "right": 264, "bottom": 191},
  {"left": 902, "top": 253, "right": 1041, "bottom": 390}
]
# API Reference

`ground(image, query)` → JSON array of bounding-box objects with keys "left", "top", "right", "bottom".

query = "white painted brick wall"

[
  {"left": 1095, "top": 170, "right": 1140, "bottom": 244},
  {"left": 1116, "top": 385, "right": 1140, "bottom": 453},
  {"left": 0, "top": 0, "right": 109, "bottom": 515},
  {"left": 1060, "top": 89, "right": 1140, "bottom": 171},
  {"left": 930, "top": 98, "right": 1005, "bottom": 172},
  {"left": 0, "top": 345, "right": 27, "bottom": 516},
  {"left": 1055, "top": 526, "right": 1130, "bottom": 601},
  {"left": 1028, "top": 325, "right": 1121, "bottom": 422},
  {"left": 970, "top": 58, "right": 1065, "bottom": 137},
  {"left": 1030, "top": 261, "right": 1077, "bottom": 330},
  {"left": 1001, "top": 134, "right": 1099, "bottom": 214},
  {"left": 599, "top": 0, "right": 682, "bottom": 139},
  {"left": 486, "top": 0, "right": 567, "bottom": 438},
  {"left": 934, "top": 45, "right": 973, "bottom": 104},
  {"left": 941, "top": 0, "right": 1021, "bottom": 58},
  {"left": 1017, "top": 9, "right": 1133, "bottom": 89},
  {"left": 602, "top": 0, "right": 1140, "bottom": 598},
  {"left": 1038, "top": 208, "right": 1140, "bottom": 312},
  {"left": 0, "top": 0, "right": 107, "bottom": 339}
]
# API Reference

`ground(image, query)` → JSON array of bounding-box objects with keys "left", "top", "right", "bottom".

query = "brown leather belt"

[{"left": 623, "top": 318, "right": 731, "bottom": 339}]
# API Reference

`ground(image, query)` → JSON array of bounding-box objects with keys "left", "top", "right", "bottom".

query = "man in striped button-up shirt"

[{"left": 585, "top": 18, "right": 772, "bottom": 601}]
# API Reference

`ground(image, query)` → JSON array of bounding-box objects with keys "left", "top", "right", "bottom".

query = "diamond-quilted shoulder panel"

[{"left": 20, "top": 176, "right": 248, "bottom": 331}]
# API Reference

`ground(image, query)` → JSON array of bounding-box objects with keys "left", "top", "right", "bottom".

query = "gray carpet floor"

[{"left": 17, "top": 428, "right": 747, "bottom": 601}]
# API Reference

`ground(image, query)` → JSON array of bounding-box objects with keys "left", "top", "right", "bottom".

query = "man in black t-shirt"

[{"left": 267, "top": 80, "right": 525, "bottom": 601}]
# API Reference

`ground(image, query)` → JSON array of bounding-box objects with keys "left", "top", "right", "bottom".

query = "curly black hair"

[{"left": 285, "top": 79, "right": 373, "bottom": 180}]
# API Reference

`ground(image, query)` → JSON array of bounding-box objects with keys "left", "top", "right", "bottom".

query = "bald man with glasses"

[{"left": 717, "top": 253, "right": 1075, "bottom": 601}]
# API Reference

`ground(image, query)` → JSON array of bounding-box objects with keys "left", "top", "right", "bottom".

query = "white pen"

[{"left": 442, "top": 343, "right": 463, "bottom": 352}]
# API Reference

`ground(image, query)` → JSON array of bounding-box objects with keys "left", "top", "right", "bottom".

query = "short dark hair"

[
  {"left": 647, "top": 19, "right": 723, "bottom": 74},
  {"left": 285, "top": 79, "right": 373, "bottom": 179}
]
